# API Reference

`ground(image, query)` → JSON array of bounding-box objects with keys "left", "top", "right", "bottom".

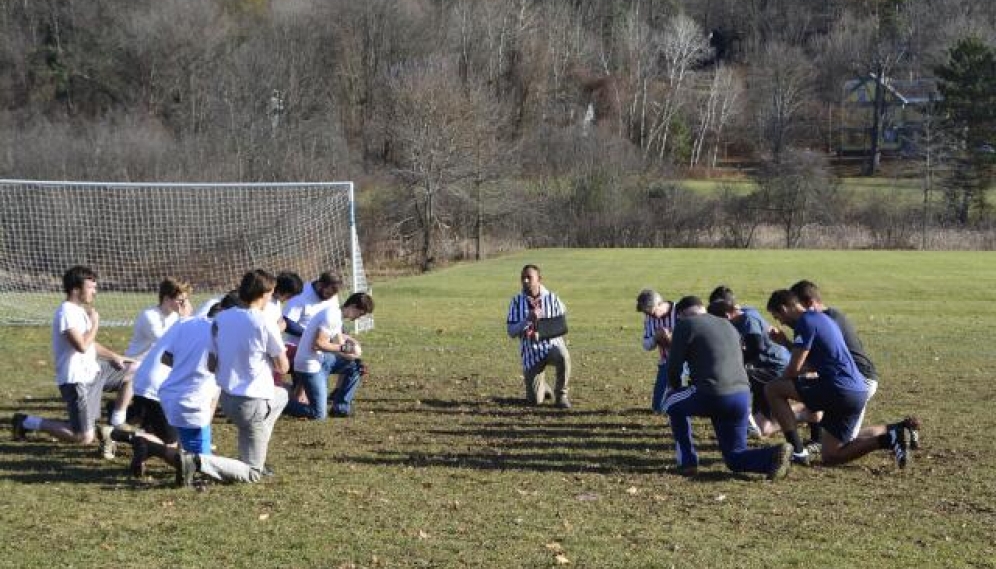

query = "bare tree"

[
  {"left": 647, "top": 13, "right": 711, "bottom": 161},
  {"left": 382, "top": 58, "right": 500, "bottom": 271},
  {"left": 749, "top": 41, "right": 814, "bottom": 163},
  {"left": 690, "top": 64, "right": 742, "bottom": 168}
]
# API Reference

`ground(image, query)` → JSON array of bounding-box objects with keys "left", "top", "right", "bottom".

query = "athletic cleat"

[
  {"left": 676, "top": 464, "right": 698, "bottom": 477},
  {"left": 804, "top": 440, "right": 823, "bottom": 455},
  {"left": 11, "top": 413, "right": 27, "bottom": 441},
  {"left": 791, "top": 449, "right": 811, "bottom": 466},
  {"left": 889, "top": 424, "right": 909, "bottom": 469},
  {"left": 98, "top": 425, "right": 117, "bottom": 460},
  {"left": 130, "top": 438, "right": 148, "bottom": 478},
  {"left": 903, "top": 416, "right": 921, "bottom": 450},
  {"left": 554, "top": 396, "right": 572, "bottom": 410},
  {"left": 768, "top": 443, "right": 793, "bottom": 481},
  {"left": 174, "top": 451, "right": 197, "bottom": 487}
]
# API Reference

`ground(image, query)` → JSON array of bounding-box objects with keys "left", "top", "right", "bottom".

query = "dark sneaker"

[
  {"left": 174, "top": 451, "right": 197, "bottom": 487},
  {"left": 768, "top": 443, "right": 793, "bottom": 481},
  {"left": 903, "top": 416, "right": 921, "bottom": 450},
  {"left": 676, "top": 464, "right": 698, "bottom": 477},
  {"left": 98, "top": 425, "right": 116, "bottom": 460},
  {"left": 791, "top": 449, "right": 811, "bottom": 466},
  {"left": 130, "top": 438, "right": 148, "bottom": 478},
  {"left": 331, "top": 409, "right": 352, "bottom": 418},
  {"left": 889, "top": 423, "right": 910, "bottom": 469},
  {"left": 11, "top": 413, "right": 27, "bottom": 441},
  {"left": 554, "top": 396, "right": 572, "bottom": 410}
]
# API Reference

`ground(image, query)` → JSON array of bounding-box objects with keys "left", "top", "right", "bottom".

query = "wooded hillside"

[{"left": 2, "top": 0, "right": 995, "bottom": 265}]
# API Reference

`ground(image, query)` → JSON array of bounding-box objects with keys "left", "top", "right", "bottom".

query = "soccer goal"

[{"left": 0, "top": 179, "right": 373, "bottom": 332}]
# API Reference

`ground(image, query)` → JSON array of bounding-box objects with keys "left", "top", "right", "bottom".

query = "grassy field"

[{"left": 2, "top": 249, "right": 996, "bottom": 568}]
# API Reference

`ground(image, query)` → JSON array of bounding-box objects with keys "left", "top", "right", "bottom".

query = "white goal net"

[{"left": 0, "top": 179, "right": 373, "bottom": 332}]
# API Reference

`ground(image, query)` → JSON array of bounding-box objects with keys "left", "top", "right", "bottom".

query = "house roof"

[{"left": 843, "top": 75, "right": 941, "bottom": 105}]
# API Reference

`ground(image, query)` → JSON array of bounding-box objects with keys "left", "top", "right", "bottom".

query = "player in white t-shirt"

[
  {"left": 283, "top": 292, "right": 375, "bottom": 420},
  {"left": 129, "top": 293, "right": 239, "bottom": 478},
  {"left": 125, "top": 277, "right": 192, "bottom": 360},
  {"left": 173, "top": 270, "right": 290, "bottom": 486},
  {"left": 12, "top": 266, "right": 135, "bottom": 457},
  {"left": 281, "top": 272, "right": 342, "bottom": 344},
  {"left": 124, "top": 278, "right": 192, "bottom": 442}
]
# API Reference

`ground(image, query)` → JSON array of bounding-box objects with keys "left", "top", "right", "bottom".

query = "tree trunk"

[
  {"left": 475, "top": 178, "right": 483, "bottom": 261},
  {"left": 864, "top": 70, "right": 886, "bottom": 176}
]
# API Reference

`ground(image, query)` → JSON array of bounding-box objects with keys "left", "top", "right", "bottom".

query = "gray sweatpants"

[
  {"left": 523, "top": 344, "right": 571, "bottom": 404},
  {"left": 198, "top": 388, "right": 289, "bottom": 484}
]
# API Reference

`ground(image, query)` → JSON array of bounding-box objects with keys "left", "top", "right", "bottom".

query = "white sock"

[
  {"left": 110, "top": 409, "right": 127, "bottom": 427},
  {"left": 23, "top": 415, "right": 43, "bottom": 430}
]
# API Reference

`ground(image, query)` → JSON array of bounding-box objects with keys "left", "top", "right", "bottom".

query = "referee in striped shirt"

[{"left": 506, "top": 265, "right": 571, "bottom": 409}]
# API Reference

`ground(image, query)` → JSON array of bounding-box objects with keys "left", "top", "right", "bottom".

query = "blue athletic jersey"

[
  {"left": 735, "top": 307, "right": 789, "bottom": 372},
  {"left": 792, "top": 310, "right": 867, "bottom": 392}
]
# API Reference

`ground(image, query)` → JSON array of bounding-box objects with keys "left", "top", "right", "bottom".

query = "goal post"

[{"left": 0, "top": 179, "right": 374, "bottom": 332}]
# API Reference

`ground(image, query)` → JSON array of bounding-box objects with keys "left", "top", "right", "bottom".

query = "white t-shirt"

[
  {"left": 264, "top": 297, "right": 283, "bottom": 328},
  {"left": 126, "top": 305, "right": 179, "bottom": 359},
  {"left": 52, "top": 301, "right": 99, "bottom": 385},
  {"left": 282, "top": 283, "right": 336, "bottom": 344},
  {"left": 294, "top": 304, "right": 344, "bottom": 374},
  {"left": 193, "top": 295, "right": 223, "bottom": 318},
  {"left": 213, "top": 307, "right": 284, "bottom": 400},
  {"left": 158, "top": 317, "right": 219, "bottom": 429},
  {"left": 131, "top": 318, "right": 186, "bottom": 400}
]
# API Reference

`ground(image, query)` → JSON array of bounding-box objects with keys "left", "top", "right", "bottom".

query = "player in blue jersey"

[
  {"left": 707, "top": 286, "right": 792, "bottom": 438},
  {"left": 764, "top": 289, "right": 919, "bottom": 468},
  {"left": 507, "top": 265, "right": 571, "bottom": 409}
]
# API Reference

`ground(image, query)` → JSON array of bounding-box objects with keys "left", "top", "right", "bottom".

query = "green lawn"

[{"left": 2, "top": 249, "right": 996, "bottom": 568}]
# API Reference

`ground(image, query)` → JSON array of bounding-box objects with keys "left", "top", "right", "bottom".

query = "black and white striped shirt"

[
  {"left": 642, "top": 304, "right": 677, "bottom": 365},
  {"left": 506, "top": 286, "right": 567, "bottom": 372}
]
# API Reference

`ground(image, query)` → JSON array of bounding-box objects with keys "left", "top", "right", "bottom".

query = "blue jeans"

[
  {"left": 651, "top": 363, "right": 669, "bottom": 413},
  {"left": 662, "top": 387, "right": 778, "bottom": 473},
  {"left": 285, "top": 354, "right": 362, "bottom": 419}
]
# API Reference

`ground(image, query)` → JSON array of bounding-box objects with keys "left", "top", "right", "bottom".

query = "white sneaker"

[
  {"left": 97, "top": 425, "right": 116, "bottom": 460},
  {"left": 747, "top": 414, "right": 762, "bottom": 439}
]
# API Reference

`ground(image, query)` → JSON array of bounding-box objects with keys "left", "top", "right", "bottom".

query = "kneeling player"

[{"left": 764, "top": 289, "right": 919, "bottom": 468}]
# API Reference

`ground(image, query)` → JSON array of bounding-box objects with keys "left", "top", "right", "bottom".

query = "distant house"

[{"left": 838, "top": 76, "right": 941, "bottom": 156}]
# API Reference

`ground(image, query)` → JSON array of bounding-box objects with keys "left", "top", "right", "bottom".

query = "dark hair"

[
  {"left": 790, "top": 280, "right": 821, "bottom": 306},
  {"left": 158, "top": 277, "right": 192, "bottom": 304},
  {"left": 708, "top": 285, "right": 735, "bottom": 305},
  {"left": 207, "top": 290, "right": 241, "bottom": 318},
  {"left": 766, "top": 289, "right": 799, "bottom": 313},
  {"left": 63, "top": 265, "right": 98, "bottom": 295},
  {"left": 675, "top": 295, "right": 703, "bottom": 314},
  {"left": 275, "top": 272, "right": 303, "bottom": 297},
  {"left": 707, "top": 299, "right": 735, "bottom": 318},
  {"left": 342, "top": 292, "right": 375, "bottom": 314},
  {"left": 521, "top": 264, "right": 541, "bottom": 276},
  {"left": 238, "top": 269, "right": 276, "bottom": 304}
]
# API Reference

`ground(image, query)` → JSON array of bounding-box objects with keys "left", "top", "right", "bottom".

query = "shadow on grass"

[
  {"left": 342, "top": 449, "right": 667, "bottom": 474},
  {"left": 0, "top": 442, "right": 135, "bottom": 486}
]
